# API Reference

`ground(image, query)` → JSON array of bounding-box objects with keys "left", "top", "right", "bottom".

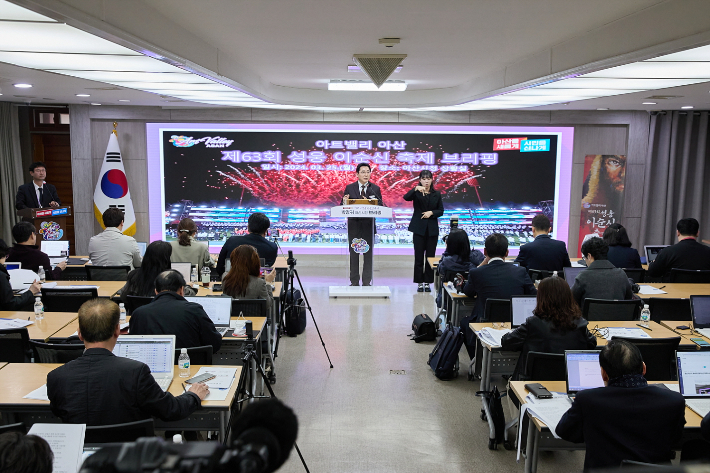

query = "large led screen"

[{"left": 146, "top": 124, "right": 574, "bottom": 255}]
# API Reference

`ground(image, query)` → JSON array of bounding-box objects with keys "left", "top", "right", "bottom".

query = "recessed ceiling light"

[
  {"left": 75, "top": 93, "right": 90, "bottom": 97},
  {"left": 13, "top": 83, "right": 32, "bottom": 88},
  {"left": 642, "top": 102, "right": 657, "bottom": 105},
  {"left": 118, "top": 99, "right": 130, "bottom": 102},
  {"left": 90, "top": 103, "right": 101, "bottom": 105},
  {"left": 328, "top": 80, "right": 407, "bottom": 91},
  {"left": 597, "top": 108, "right": 609, "bottom": 110},
  {"left": 682, "top": 106, "right": 694, "bottom": 109}
]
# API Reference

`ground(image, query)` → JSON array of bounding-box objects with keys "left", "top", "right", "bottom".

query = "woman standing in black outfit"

[{"left": 404, "top": 170, "right": 444, "bottom": 292}]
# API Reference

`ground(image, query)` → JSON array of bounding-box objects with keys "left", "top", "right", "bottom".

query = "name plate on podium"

[{"left": 331, "top": 205, "right": 393, "bottom": 218}]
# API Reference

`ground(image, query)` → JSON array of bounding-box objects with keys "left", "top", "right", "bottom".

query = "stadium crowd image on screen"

[{"left": 147, "top": 124, "right": 574, "bottom": 254}]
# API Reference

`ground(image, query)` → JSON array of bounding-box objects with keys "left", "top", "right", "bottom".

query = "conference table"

[
  {"left": 0, "top": 311, "right": 78, "bottom": 341},
  {"left": 659, "top": 321, "right": 710, "bottom": 346},
  {"left": 509, "top": 380, "right": 703, "bottom": 473},
  {"left": 0, "top": 363, "right": 244, "bottom": 441},
  {"left": 53, "top": 280, "right": 125, "bottom": 298}
]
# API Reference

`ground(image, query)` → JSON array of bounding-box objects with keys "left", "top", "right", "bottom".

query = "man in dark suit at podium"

[
  {"left": 15, "top": 161, "right": 61, "bottom": 210},
  {"left": 342, "top": 163, "right": 385, "bottom": 286}
]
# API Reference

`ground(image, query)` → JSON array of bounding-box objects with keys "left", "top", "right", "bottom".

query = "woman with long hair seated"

[
  {"left": 222, "top": 244, "right": 275, "bottom": 311},
  {"left": 501, "top": 275, "right": 597, "bottom": 381},
  {"left": 170, "top": 218, "right": 215, "bottom": 273}
]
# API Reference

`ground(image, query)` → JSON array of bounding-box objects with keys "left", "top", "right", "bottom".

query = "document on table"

[
  {"left": 603, "top": 327, "right": 652, "bottom": 341},
  {"left": 637, "top": 285, "right": 667, "bottom": 295},
  {"left": 0, "top": 318, "right": 34, "bottom": 329},
  {"left": 42, "top": 282, "right": 58, "bottom": 289},
  {"left": 516, "top": 393, "right": 573, "bottom": 460},
  {"left": 28, "top": 423, "right": 86, "bottom": 473},
  {"left": 54, "top": 285, "right": 99, "bottom": 290},
  {"left": 477, "top": 328, "right": 512, "bottom": 347},
  {"left": 696, "top": 328, "right": 710, "bottom": 339},
  {"left": 183, "top": 367, "right": 236, "bottom": 401},
  {"left": 24, "top": 384, "right": 50, "bottom": 401}
]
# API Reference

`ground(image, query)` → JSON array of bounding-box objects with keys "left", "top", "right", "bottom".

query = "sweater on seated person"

[
  {"left": 6, "top": 243, "right": 62, "bottom": 280},
  {"left": 571, "top": 259, "right": 633, "bottom": 308},
  {"left": 222, "top": 274, "right": 273, "bottom": 312}
]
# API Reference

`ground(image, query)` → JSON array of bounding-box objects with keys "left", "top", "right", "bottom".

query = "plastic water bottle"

[
  {"left": 640, "top": 304, "right": 651, "bottom": 323},
  {"left": 119, "top": 303, "right": 127, "bottom": 323},
  {"left": 178, "top": 348, "right": 190, "bottom": 377},
  {"left": 201, "top": 265, "right": 211, "bottom": 287},
  {"left": 38, "top": 267, "right": 45, "bottom": 283},
  {"left": 34, "top": 297, "right": 44, "bottom": 321},
  {"left": 172, "top": 434, "right": 183, "bottom": 444},
  {"left": 552, "top": 271, "right": 558, "bottom": 278},
  {"left": 190, "top": 266, "right": 198, "bottom": 283}
]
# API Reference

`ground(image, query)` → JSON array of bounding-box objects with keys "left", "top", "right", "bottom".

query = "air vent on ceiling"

[
  {"left": 353, "top": 54, "right": 407, "bottom": 88},
  {"left": 645, "top": 95, "right": 684, "bottom": 100}
]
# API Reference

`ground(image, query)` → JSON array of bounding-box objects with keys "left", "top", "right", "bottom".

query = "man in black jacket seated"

[
  {"left": 130, "top": 270, "right": 223, "bottom": 353},
  {"left": 217, "top": 212, "right": 278, "bottom": 276},
  {"left": 461, "top": 233, "right": 536, "bottom": 358},
  {"left": 47, "top": 298, "right": 209, "bottom": 425},
  {"left": 0, "top": 239, "right": 41, "bottom": 311},
  {"left": 556, "top": 339, "right": 685, "bottom": 470},
  {"left": 514, "top": 213, "right": 571, "bottom": 272},
  {"left": 647, "top": 217, "right": 710, "bottom": 281}
]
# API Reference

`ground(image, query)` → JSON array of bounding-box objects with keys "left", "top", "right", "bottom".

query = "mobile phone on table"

[
  {"left": 185, "top": 372, "right": 216, "bottom": 384},
  {"left": 690, "top": 338, "right": 710, "bottom": 348},
  {"left": 525, "top": 383, "right": 553, "bottom": 399}
]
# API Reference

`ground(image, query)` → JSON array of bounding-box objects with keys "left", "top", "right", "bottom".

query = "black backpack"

[
  {"left": 284, "top": 288, "right": 307, "bottom": 336},
  {"left": 411, "top": 314, "right": 436, "bottom": 342},
  {"left": 427, "top": 324, "right": 463, "bottom": 380}
]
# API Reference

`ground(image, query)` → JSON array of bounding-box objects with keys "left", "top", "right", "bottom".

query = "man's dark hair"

[
  {"left": 102, "top": 207, "right": 125, "bottom": 228},
  {"left": 603, "top": 223, "right": 632, "bottom": 248},
  {"left": 599, "top": 339, "right": 644, "bottom": 379},
  {"left": 531, "top": 214, "right": 551, "bottom": 232},
  {"left": 247, "top": 212, "right": 271, "bottom": 234},
  {"left": 11, "top": 222, "right": 35, "bottom": 244},
  {"left": 155, "top": 269, "right": 185, "bottom": 293},
  {"left": 356, "top": 163, "right": 371, "bottom": 173},
  {"left": 484, "top": 233, "right": 508, "bottom": 258},
  {"left": 78, "top": 298, "right": 119, "bottom": 343},
  {"left": 581, "top": 237, "right": 609, "bottom": 260},
  {"left": 28, "top": 162, "right": 46, "bottom": 173},
  {"left": 677, "top": 218, "right": 700, "bottom": 237},
  {"left": 0, "top": 239, "right": 9, "bottom": 259},
  {"left": 0, "top": 432, "right": 53, "bottom": 473}
]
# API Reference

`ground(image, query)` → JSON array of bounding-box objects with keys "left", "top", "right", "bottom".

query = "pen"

[
  {"left": 23, "top": 282, "right": 43, "bottom": 284},
  {"left": 637, "top": 323, "right": 652, "bottom": 331},
  {"left": 182, "top": 382, "right": 186, "bottom": 391},
  {"left": 658, "top": 286, "right": 666, "bottom": 290}
]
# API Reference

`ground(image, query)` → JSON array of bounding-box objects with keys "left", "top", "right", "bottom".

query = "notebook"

[
  {"left": 171, "top": 262, "right": 193, "bottom": 283},
  {"left": 691, "top": 295, "right": 710, "bottom": 329},
  {"left": 113, "top": 335, "right": 175, "bottom": 390},
  {"left": 40, "top": 240, "right": 69, "bottom": 257},
  {"left": 563, "top": 267, "right": 585, "bottom": 287},
  {"left": 510, "top": 295, "right": 536, "bottom": 327},
  {"left": 185, "top": 296, "right": 232, "bottom": 336},
  {"left": 676, "top": 351, "right": 710, "bottom": 417},
  {"left": 565, "top": 350, "right": 604, "bottom": 399},
  {"left": 644, "top": 245, "right": 670, "bottom": 264}
]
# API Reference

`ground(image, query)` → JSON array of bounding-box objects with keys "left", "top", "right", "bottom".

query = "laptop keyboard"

[
  {"left": 686, "top": 398, "right": 710, "bottom": 417},
  {"left": 216, "top": 327, "right": 229, "bottom": 336},
  {"left": 155, "top": 378, "right": 172, "bottom": 391}
]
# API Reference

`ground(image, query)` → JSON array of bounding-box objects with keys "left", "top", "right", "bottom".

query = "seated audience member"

[
  {"left": 501, "top": 276, "right": 597, "bottom": 381},
  {"left": 130, "top": 270, "right": 222, "bottom": 353},
  {"left": 120, "top": 240, "right": 190, "bottom": 303},
  {"left": 47, "top": 298, "right": 208, "bottom": 425},
  {"left": 571, "top": 237, "right": 632, "bottom": 308},
  {"left": 217, "top": 212, "right": 278, "bottom": 276},
  {"left": 461, "top": 233, "right": 536, "bottom": 358},
  {"left": 648, "top": 217, "right": 710, "bottom": 281},
  {"left": 0, "top": 239, "right": 40, "bottom": 311},
  {"left": 169, "top": 218, "right": 215, "bottom": 273},
  {"left": 438, "top": 229, "right": 480, "bottom": 276},
  {"left": 88, "top": 207, "right": 142, "bottom": 270},
  {"left": 556, "top": 339, "right": 686, "bottom": 470},
  {"left": 514, "top": 214, "right": 571, "bottom": 271},
  {"left": 0, "top": 431, "right": 53, "bottom": 473},
  {"left": 222, "top": 245, "right": 275, "bottom": 312},
  {"left": 6, "top": 221, "right": 66, "bottom": 279},
  {"left": 603, "top": 223, "right": 642, "bottom": 269}
]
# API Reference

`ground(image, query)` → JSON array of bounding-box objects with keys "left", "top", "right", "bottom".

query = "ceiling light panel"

[
  {"left": 0, "top": 51, "right": 184, "bottom": 72},
  {"left": 504, "top": 88, "right": 641, "bottom": 98},
  {"left": 0, "top": 1, "right": 55, "bottom": 21},
  {"left": 583, "top": 62, "right": 710, "bottom": 79},
  {"left": 534, "top": 78, "right": 708, "bottom": 89},
  {"left": 107, "top": 82, "right": 244, "bottom": 92},
  {"left": 645, "top": 44, "right": 710, "bottom": 62}
]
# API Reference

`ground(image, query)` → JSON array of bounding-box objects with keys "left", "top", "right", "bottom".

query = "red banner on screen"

[{"left": 493, "top": 137, "right": 527, "bottom": 151}]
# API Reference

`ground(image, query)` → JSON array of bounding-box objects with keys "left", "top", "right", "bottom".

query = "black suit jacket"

[
  {"left": 129, "top": 291, "right": 223, "bottom": 353},
  {"left": 607, "top": 245, "right": 642, "bottom": 269},
  {"left": 15, "top": 182, "right": 60, "bottom": 210},
  {"left": 556, "top": 384, "right": 686, "bottom": 470},
  {"left": 514, "top": 234, "right": 571, "bottom": 271},
  {"left": 647, "top": 238, "right": 710, "bottom": 280},
  {"left": 343, "top": 181, "right": 384, "bottom": 206},
  {"left": 403, "top": 188, "right": 444, "bottom": 237},
  {"left": 216, "top": 233, "right": 278, "bottom": 275},
  {"left": 0, "top": 265, "right": 34, "bottom": 311},
  {"left": 462, "top": 260, "right": 537, "bottom": 320},
  {"left": 47, "top": 348, "right": 200, "bottom": 425}
]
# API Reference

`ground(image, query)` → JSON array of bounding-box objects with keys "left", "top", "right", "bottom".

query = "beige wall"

[{"left": 68, "top": 105, "right": 651, "bottom": 256}]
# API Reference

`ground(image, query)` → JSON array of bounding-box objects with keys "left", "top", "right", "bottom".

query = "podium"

[
  {"left": 17, "top": 206, "right": 72, "bottom": 242},
  {"left": 329, "top": 204, "right": 392, "bottom": 298}
]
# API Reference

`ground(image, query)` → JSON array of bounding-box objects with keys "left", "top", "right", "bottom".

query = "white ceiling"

[{"left": 3, "top": 0, "right": 710, "bottom": 111}]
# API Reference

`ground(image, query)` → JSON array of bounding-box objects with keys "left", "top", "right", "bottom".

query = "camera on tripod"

[
  {"left": 286, "top": 250, "right": 296, "bottom": 269},
  {"left": 441, "top": 216, "right": 459, "bottom": 244}
]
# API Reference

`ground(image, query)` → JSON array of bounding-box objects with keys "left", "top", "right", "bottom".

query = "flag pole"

[{"left": 112, "top": 122, "right": 117, "bottom": 136}]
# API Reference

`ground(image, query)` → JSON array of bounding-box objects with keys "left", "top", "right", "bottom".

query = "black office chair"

[
  {"left": 647, "top": 298, "right": 691, "bottom": 323},
  {"left": 125, "top": 295, "right": 154, "bottom": 315},
  {"left": 611, "top": 336, "right": 681, "bottom": 381},
  {"left": 231, "top": 299, "right": 268, "bottom": 319},
  {"left": 619, "top": 460, "right": 664, "bottom": 468},
  {"left": 622, "top": 268, "right": 646, "bottom": 284},
  {"left": 582, "top": 298, "right": 642, "bottom": 321},
  {"left": 85, "top": 265, "right": 131, "bottom": 281},
  {"left": 521, "top": 351, "right": 566, "bottom": 381},
  {"left": 482, "top": 299, "right": 511, "bottom": 323},
  {"left": 84, "top": 419, "right": 155, "bottom": 444},
  {"left": 528, "top": 269, "right": 555, "bottom": 284},
  {"left": 174, "top": 345, "right": 213, "bottom": 365},
  {"left": 29, "top": 340, "right": 85, "bottom": 363},
  {"left": 669, "top": 269, "right": 710, "bottom": 283},
  {"left": 40, "top": 288, "right": 98, "bottom": 312},
  {"left": 0, "top": 328, "right": 31, "bottom": 362},
  {"left": 0, "top": 423, "right": 27, "bottom": 435}
]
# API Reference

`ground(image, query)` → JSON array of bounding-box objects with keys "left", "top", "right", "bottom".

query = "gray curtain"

[
  {"left": 0, "top": 102, "right": 23, "bottom": 244},
  {"left": 638, "top": 111, "right": 710, "bottom": 250}
]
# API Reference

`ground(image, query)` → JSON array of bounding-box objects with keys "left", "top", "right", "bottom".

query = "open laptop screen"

[
  {"left": 171, "top": 262, "right": 192, "bottom": 283},
  {"left": 136, "top": 242, "right": 147, "bottom": 258},
  {"left": 113, "top": 336, "right": 174, "bottom": 375},
  {"left": 511, "top": 296, "right": 537, "bottom": 327},
  {"left": 691, "top": 295, "right": 710, "bottom": 329},
  {"left": 3, "top": 262, "right": 21, "bottom": 270},
  {"left": 185, "top": 296, "right": 231, "bottom": 326},
  {"left": 564, "top": 267, "right": 585, "bottom": 287},
  {"left": 677, "top": 351, "right": 710, "bottom": 397},
  {"left": 566, "top": 351, "right": 604, "bottom": 394},
  {"left": 645, "top": 245, "right": 669, "bottom": 264},
  {"left": 40, "top": 240, "right": 69, "bottom": 257}
]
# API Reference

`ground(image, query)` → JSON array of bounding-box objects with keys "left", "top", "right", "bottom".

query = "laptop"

[
  {"left": 510, "top": 295, "right": 536, "bottom": 327},
  {"left": 136, "top": 242, "right": 147, "bottom": 258},
  {"left": 691, "top": 295, "right": 710, "bottom": 329},
  {"left": 113, "top": 335, "right": 175, "bottom": 390},
  {"left": 185, "top": 296, "right": 232, "bottom": 336},
  {"left": 644, "top": 245, "right": 670, "bottom": 264},
  {"left": 563, "top": 267, "right": 586, "bottom": 287},
  {"left": 2, "top": 262, "right": 21, "bottom": 270},
  {"left": 171, "top": 262, "right": 193, "bottom": 283},
  {"left": 40, "top": 240, "right": 69, "bottom": 257},
  {"left": 565, "top": 350, "right": 604, "bottom": 399},
  {"left": 676, "top": 351, "right": 710, "bottom": 417}
]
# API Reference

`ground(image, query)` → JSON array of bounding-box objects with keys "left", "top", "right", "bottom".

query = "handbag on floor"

[
  {"left": 411, "top": 313, "right": 436, "bottom": 342},
  {"left": 427, "top": 324, "right": 463, "bottom": 380}
]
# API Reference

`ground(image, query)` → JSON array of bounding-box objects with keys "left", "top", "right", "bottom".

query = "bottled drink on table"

[
  {"left": 201, "top": 265, "right": 211, "bottom": 288},
  {"left": 178, "top": 348, "right": 190, "bottom": 377},
  {"left": 34, "top": 297, "right": 44, "bottom": 321},
  {"left": 119, "top": 303, "right": 127, "bottom": 323},
  {"left": 38, "top": 267, "right": 45, "bottom": 283},
  {"left": 640, "top": 304, "right": 651, "bottom": 323},
  {"left": 191, "top": 266, "right": 198, "bottom": 283}
]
